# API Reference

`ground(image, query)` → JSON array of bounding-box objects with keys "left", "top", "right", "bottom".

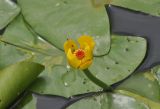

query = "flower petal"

[
  {"left": 84, "top": 45, "right": 93, "bottom": 60},
  {"left": 67, "top": 49, "right": 81, "bottom": 69},
  {"left": 64, "top": 36, "right": 95, "bottom": 70},
  {"left": 64, "top": 39, "right": 78, "bottom": 54},
  {"left": 79, "top": 59, "right": 93, "bottom": 70},
  {"left": 78, "top": 35, "right": 95, "bottom": 51},
  {"left": 79, "top": 45, "right": 93, "bottom": 69}
]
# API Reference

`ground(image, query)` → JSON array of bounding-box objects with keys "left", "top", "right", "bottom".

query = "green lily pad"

[
  {"left": 17, "top": 0, "right": 110, "bottom": 56},
  {"left": 2, "top": 14, "right": 52, "bottom": 55},
  {"left": 154, "top": 66, "right": 160, "bottom": 85},
  {"left": 67, "top": 93, "right": 149, "bottom": 109},
  {"left": 116, "top": 90, "right": 160, "bottom": 109},
  {"left": 116, "top": 71, "right": 160, "bottom": 102},
  {"left": 0, "top": 14, "right": 42, "bottom": 69},
  {"left": 30, "top": 65, "right": 101, "bottom": 97},
  {"left": 89, "top": 35, "right": 147, "bottom": 85},
  {"left": 0, "top": 61, "right": 44, "bottom": 109},
  {"left": 16, "top": 65, "right": 101, "bottom": 109},
  {"left": 2, "top": 15, "right": 35, "bottom": 47},
  {"left": 16, "top": 94, "right": 36, "bottom": 109},
  {"left": 1, "top": 14, "right": 63, "bottom": 68},
  {"left": 0, "top": 0, "right": 20, "bottom": 29},
  {"left": 0, "top": 43, "right": 29, "bottom": 69},
  {"left": 111, "top": 0, "right": 160, "bottom": 16}
]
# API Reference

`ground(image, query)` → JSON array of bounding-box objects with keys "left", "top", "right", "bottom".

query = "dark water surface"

[{"left": 107, "top": 5, "right": 160, "bottom": 73}]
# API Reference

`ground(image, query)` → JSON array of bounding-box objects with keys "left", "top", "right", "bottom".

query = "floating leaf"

[
  {"left": 17, "top": 0, "right": 110, "bottom": 56},
  {"left": 0, "top": 0, "right": 20, "bottom": 29},
  {"left": 16, "top": 94, "right": 36, "bottom": 109},
  {"left": 111, "top": 0, "right": 160, "bottom": 16},
  {"left": 67, "top": 93, "right": 149, "bottom": 109},
  {"left": 116, "top": 71, "right": 160, "bottom": 102},
  {"left": 1, "top": 14, "right": 64, "bottom": 68},
  {"left": 15, "top": 34, "right": 147, "bottom": 109},
  {"left": 89, "top": 35, "right": 146, "bottom": 85},
  {"left": 16, "top": 65, "right": 101, "bottom": 109},
  {"left": 0, "top": 43, "right": 29, "bottom": 69},
  {"left": 0, "top": 61, "right": 44, "bottom": 109},
  {"left": 2, "top": 15, "right": 35, "bottom": 47},
  {"left": 30, "top": 66, "right": 101, "bottom": 97},
  {"left": 116, "top": 90, "right": 160, "bottom": 109}
]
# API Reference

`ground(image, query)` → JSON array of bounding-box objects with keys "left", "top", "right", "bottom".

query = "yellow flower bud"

[{"left": 64, "top": 35, "right": 95, "bottom": 70}]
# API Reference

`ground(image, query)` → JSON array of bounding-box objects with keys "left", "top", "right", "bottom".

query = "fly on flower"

[{"left": 64, "top": 35, "right": 95, "bottom": 70}]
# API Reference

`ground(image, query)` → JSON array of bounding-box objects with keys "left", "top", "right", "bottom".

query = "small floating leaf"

[
  {"left": 0, "top": 61, "right": 44, "bottom": 109},
  {"left": 0, "top": 0, "right": 20, "bottom": 29},
  {"left": 67, "top": 93, "right": 149, "bottom": 109}
]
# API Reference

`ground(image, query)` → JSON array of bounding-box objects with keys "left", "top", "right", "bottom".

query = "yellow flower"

[{"left": 64, "top": 35, "right": 95, "bottom": 70}]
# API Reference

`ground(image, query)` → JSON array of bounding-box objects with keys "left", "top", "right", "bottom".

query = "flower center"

[{"left": 75, "top": 49, "right": 85, "bottom": 60}]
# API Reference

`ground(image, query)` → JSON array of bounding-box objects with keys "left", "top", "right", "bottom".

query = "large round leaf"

[
  {"left": 116, "top": 71, "right": 160, "bottom": 102},
  {"left": 0, "top": 15, "right": 44, "bottom": 69},
  {"left": 30, "top": 66, "right": 101, "bottom": 97},
  {"left": 2, "top": 14, "right": 54, "bottom": 55},
  {"left": 116, "top": 90, "right": 160, "bottom": 109},
  {"left": 1, "top": 14, "right": 62, "bottom": 69},
  {"left": 17, "top": 0, "right": 110, "bottom": 56},
  {"left": 67, "top": 93, "right": 149, "bottom": 109},
  {"left": 2, "top": 15, "right": 35, "bottom": 47},
  {"left": 111, "top": 0, "right": 160, "bottom": 16},
  {"left": 16, "top": 65, "right": 101, "bottom": 109},
  {"left": 0, "top": 43, "right": 29, "bottom": 69},
  {"left": 89, "top": 35, "right": 147, "bottom": 85},
  {"left": 0, "top": 0, "right": 20, "bottom": 29}
]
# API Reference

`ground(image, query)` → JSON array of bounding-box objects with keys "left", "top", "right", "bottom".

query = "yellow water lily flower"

[{"left": 64, "top": 35, "right": 95, "bottom": 70}]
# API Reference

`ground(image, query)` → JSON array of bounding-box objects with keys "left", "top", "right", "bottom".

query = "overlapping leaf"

[
  {"left": 16, "top": 65, "right": 101, "bottom": 109},
  {"left": 89, "top": 35, "right": 146, "bottom": 85},
  {"left": 0, "top": 43, "right": 28, "bottom": 69},
  {"left": 68, "top": 70, "right": 160, "bottom": 109},
  {"left": 17, "top": 0, "right": 110, "bottom": 56},
  {"left": 67, "top": 93, "right": 149, "bottom": 109},
  {"left": 116, "top": 71, "right": 160, "bottom": 102},
  {"left": 2, "top": 15, "right": 35, "bottom": 47},
  {"left": 0, "top": 61, "right": 44, "bottom": 109},
  {"left": 0, "top": 0, "right": 20, "bottom": 29},
  {"left": 112, "top": 0, "right": 160, "bottom": 16}
]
